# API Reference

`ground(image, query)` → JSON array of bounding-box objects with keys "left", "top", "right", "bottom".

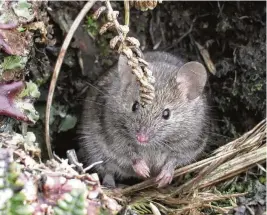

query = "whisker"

[
  {"left": 85, "top": 81, "right": 107, "bottom": 96},
  {"left": 78, "top": 99, "right": 129, "bottom": 121},
  {"left": 153, "top": 139, "right": 177, "bottom": 152},
  {"left": 209, "top": 119, "right": 230, "bottom": 122},
  {"left": 203, "top": 131, "right": 232, "bottom": 139}
]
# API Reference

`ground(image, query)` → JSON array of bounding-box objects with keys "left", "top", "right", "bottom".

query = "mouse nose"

[{"left": 136, "top": 133, "right": 149, "bottom": 143}]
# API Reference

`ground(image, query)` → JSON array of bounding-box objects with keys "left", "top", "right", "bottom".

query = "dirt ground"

[
  {"left": 31, "top": 1, "right": 266, "bottom": 157},
  {"left": 0, "top": 1, "right": 265, "bottom": 214}
]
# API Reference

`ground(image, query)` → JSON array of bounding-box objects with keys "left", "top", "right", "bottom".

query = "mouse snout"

[
  {"left": 136, "top": 127, "right": 149, "bottom": 144},
  {"left": 136, "top": 133, "right": 149, "bottom": 143}
]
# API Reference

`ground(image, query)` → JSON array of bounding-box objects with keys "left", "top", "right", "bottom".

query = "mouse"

[{"left": 76, "top": 51, "right": 209, "bottom": 188}]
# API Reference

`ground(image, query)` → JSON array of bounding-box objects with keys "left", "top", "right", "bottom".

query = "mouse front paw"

[
  {"left": 102, "top": 173, "right": 116, "bottom": 188},
  {"left": 155, "top": 168, "right": 174, "bottom": 188},
  {"left": 132, "top": 159, "right": 150, "bottom": 178}
]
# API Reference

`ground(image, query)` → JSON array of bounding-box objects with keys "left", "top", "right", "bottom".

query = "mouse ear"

[
  {"left": 175, "top": 61, "right": 207, "bottom": 100},
  {"left": 118, "top": 54, "right": 136, "bottom": 83}
]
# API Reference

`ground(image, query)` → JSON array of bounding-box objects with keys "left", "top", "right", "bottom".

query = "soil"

[
  {"left": 31, "top": 1, "right": 265, "bottom": 158},
  {"left": 0, "top": 1, "right": 265, "bottom": 214}
]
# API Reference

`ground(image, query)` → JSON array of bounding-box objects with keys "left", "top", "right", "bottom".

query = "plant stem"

[
  {"left": 45, "top": 0, "right": 97, "bottom": 159},
  {"left": 124, "top": 0, "right": 130, "bottom": 26}
]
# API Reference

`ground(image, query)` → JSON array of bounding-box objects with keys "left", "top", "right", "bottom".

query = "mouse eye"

[
  {"left": 162, "top": 108, "right": 170, "bottom": 120},
  {"left": 132, "top": 101, "right": 139, "bottom": 112}
]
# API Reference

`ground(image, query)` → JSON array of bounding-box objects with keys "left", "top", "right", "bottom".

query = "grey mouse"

[{"left": 76, "top": 51, "right": 209, "bottom": 188}]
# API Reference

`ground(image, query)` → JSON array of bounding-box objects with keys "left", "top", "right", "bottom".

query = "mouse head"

[{"left": 109, "top": 54, "right": 207, "bottom": 148}]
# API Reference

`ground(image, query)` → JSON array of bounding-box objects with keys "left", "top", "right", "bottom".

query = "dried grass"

[{"left": 119, "top": 119, "right": 266, "bottom": 214}]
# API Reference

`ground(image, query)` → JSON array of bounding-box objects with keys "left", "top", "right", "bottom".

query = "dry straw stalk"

[{"left": 122, "top": 119, "right": 266, "bottom": 196}]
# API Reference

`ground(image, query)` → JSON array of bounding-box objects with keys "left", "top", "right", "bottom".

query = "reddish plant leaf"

[{"left": 0, "top": 81, "right": 30, "bottom": 122}]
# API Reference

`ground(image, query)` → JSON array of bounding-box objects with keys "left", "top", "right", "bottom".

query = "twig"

[
  {"left": 45, "top": 0, "right": 97, "bottom": 159},
  {"left": 150, "top": 202, "right": 162, "bottom": 215},
  {"left": 84, "top": 160, "right": 104, "bottom": 172},
  {"left": 165, "top": 21, "right": 194, "bottom": 51},
  {"left": 213, "top": 119, "right": 266, "bottom": 155},
  {"left": 121, "top": 149, "right": 238, "bottom": 195},
  {"left": 121, "top": 146, "right": 259, "bottom": 195},
  {"left": 105, "top": 0, "right": 126, "bottom": 40},
  {"left": 170, "top": 154, "right": 228, "bottom": 196},
  {"left": 155, "top": 192, "right": 247, "bottom": 214},
  {"left": 145, "top": 191, "right": 246, "bottom": 215},
  {"left": 159, "top": 192, "right": 247, "bottom": 206},
  {"left": 198, "top": 146, "right": 266, "bottom": 189}
]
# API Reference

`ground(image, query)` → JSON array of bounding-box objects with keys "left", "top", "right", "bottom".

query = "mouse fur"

[{"left": 76, "top": 51, "right": 209, "bottom": 188}]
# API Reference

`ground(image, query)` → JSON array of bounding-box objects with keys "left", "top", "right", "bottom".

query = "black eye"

[
  {"left": 132, "top": 101, "right": 139, "bottom": 112},
  {"left": 162, "top": 108, "right": 170, "bottom": 120}
]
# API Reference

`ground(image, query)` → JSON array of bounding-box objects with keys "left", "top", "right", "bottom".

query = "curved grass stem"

[{"left": 45, "top": 0, "right": 97, "bottom": 159}]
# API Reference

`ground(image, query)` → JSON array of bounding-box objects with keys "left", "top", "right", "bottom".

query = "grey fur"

[{"left": 76, "top": 51, "right": 209, "bottom": 187}]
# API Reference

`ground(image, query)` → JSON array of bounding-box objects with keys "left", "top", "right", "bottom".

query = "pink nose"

[{"left": 136, "top": 133, "right": 149, "bottom": 143}]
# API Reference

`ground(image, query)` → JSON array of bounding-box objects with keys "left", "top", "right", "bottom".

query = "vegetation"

[{"left": 0, "top": 1, "right": 265, "bottom": 214}]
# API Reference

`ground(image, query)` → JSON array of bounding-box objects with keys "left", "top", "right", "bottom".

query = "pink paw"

[
  {"left": 155, "top": 168, "right": 174, "bottom": 188},
  {"left": 132, "top": 159, "right": 150, "bottom": 178}
]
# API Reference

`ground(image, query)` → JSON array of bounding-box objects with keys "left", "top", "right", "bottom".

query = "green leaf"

[
  {"left": 259, "top": 176, "right": 266, "bottom": 184},
  {"left": 98, "top": 208, "right": 111, "bottom": 215},
  {"left": 86, "top": 16, "right": 99, "bottom": 38},
  {"left": 58, "top": 114, "right": 77, "bottom": 132},
  {"left": 11, "top": 192, "right": 25, "bottom": 202},
  {"left": 17, "top": 27, "right": 26, "bottom": 32},
  {"left": 130, "top": 201, "right": 152, "bottom": 214},
  {"left": 57, "top": 200, "right": 69, "bottom": 211},
  {"left": 2, "top": 56, "right": 28, "bottom": 71},
  {"left": 53, "top": 190, "right": 87, "bottom": 215},
  {"left": 12, "top": 0, "right": 35, "bottom": 22},
  {"left": 53, "top": 207, "right": 66, "bottom": 215},
  {"left": 11, "top": 204, "right": 34, "bottom": 215},
  {"left": 18, "top": 81, "right": 41, "bottom": 99}
]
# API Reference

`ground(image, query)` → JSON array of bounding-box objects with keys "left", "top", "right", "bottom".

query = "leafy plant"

[
  {"left": 0, "top": 158, "right": 33, "bottom": 215},
  {"left": 2, "top": 56, "right": 28, "bottom": 71},
  {"left": 129, "top": 201, "right": 152, "bottom": 215},
  {"left": 53, "top": 190, "right": 87, "bottom": 215}
]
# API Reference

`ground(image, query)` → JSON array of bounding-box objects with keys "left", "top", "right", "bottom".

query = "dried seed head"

[
  {"left": 139, "top": 78, "right": 155, "bottom": 92},
  {"left": 146, "top": 0, "right": 158, "bottom": 10},
  {"left": 107, "top": 11, "right": 119, "bottom": 21},
  {"left": 110, "top": 36, "right": 121, "bottom": 49},
  {"left": 132, "top": 47, "right": 143, "bottom": 58},
  {"left": 143, "top": 67, "right": 155, "bottom": 83},
  {"left": 140, "top": 97, "right": 153, "bottom": 106},
  {"left": 127, "top": 57, "right": 139, "bottom": 68},
  {"left": 132, "top": 67, "right": 144, "bottom": 80},
  {"left": 122, "top": 46, "right": 133, "bottom": 59},
  {"left": 140, "top": 92, "right": 155, "bottom": 101},
  {"left": 113, "top": 11, "right": 119, "bottom": 18},
  {"left": 143, "top": 67, "right": 153, "bottom": 76},
  {"left": 138, "top": 58, "right": 149, "bottom": 66},
  {"left": 126, "top": 37, "right": 140, "bottom": 47},
  {"left": 130, "top": 57, "right": 139, "bottom": 65},
  {"left": 99, "top": 22, "right": 115, "bottom": 35},
  {"left": 130, "top": 0, "right": 159, "bottom": 11},
  {"left": 139, "top": 64, "right": 156, "bottom": 104},
  {"left": 118, "top": 25, "right": 130, "bottom": 35},
  {"left": 92, "top": 6, "right": 107, "bottom": 20},
  {"left": 140, "top": 86, "right": 151, "bottom": 93},
  {"left": 107, "top": 12, "right": 113, "bottom": 21},
  {"left": 148, "top": 76, "right": 156, "bottom": 84},
  {"left": 102, "top": 0, "right": 156, "bottom": 106}
]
